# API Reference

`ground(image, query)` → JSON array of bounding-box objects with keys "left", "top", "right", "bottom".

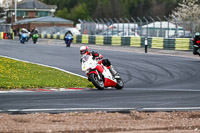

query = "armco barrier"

[
  {"left": 164, "top": 39, "right": 175, "bottom": 50},
  {"left": 82, "top": 35, "right": 89, "bottom": 44},
  {"left": 112, "top": 36, "right": 121, "bottom": 46},
  {"left": 130, "top": 37, "right": 142, "bottom": 47},
  {"left": 53, "top": 34, "right": 58, "bottom": 39},
  {"left": 175, "top": 38, "right": 190, "bottom": 51},
  {"left": 60, "top": 35, "right": 64, "bottom": 40},
  {"left": 73, "top": 35, "right": 77, "bottom": 43},
  {"left": 151, "top": 37, "right": 164, "bottom": 49},
  {"left": 89, "top": 35, "right": 95, "bottom": 44},
  {"left": 76, "top": 35, "right": 82, "bottom": 43},
  {"left": 0, "top": 32, "right": 3, "bottom": 39},
  {"left": 121, "top": 37, "right": 130, "bottom": 46},
  {"left": 40, "top": 34, "right": 193, "bottom": 51},
  {"left": 104, "top": 36, "right": 112, "bottom": 45},
  {"left": 95, "top": 36, "right": 104, "bottom": 45}
]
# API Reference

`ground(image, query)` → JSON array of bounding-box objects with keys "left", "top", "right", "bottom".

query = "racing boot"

[
  {"left": 109, "top": 65, "right": 120, "bottom": 79},
  {"left": 196, "top": 49, "right": 200, "bottom": 56},
  {"left": 197, "top": 51, "right": 200, "bottom": 56}
]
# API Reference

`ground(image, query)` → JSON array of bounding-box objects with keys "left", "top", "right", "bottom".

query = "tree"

[
  {"left": 0, "top": 7, "right": 5, "bottom": 18},
  {"left": 171, "top": 0, "right": 200, "bottom": 21},
  {"left": 55, "top": 8, "right": 69, "bottom": 19},
  {"left": 40, "top": 0, "right": 184, "bottom": 23},
  {"left": 68, "top": 3, "right": 90, "bottom": 24},
  {"left": 93, "top": 0, "right": 127, "bottom": 19},
  {"left": 170, "top": 0, "right": 200, "bottom": 32}
]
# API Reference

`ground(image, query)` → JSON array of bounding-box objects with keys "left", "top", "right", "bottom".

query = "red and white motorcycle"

[{"left": 81, "top": 55, "right": 124, "bottom": 90}]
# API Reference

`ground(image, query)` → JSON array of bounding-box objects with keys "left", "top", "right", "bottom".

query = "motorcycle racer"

[
  {"left": 80, "top": 46, "right": 120, "bottom": 79},
  {"left": 64, "top": 31, "right": 73, "bottom": 39},
  {"left": 192, "top": 32, "right": 200, "bottom": 56}
]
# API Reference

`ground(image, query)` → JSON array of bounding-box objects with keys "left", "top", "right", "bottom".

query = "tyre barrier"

[{"left": 40, "top": 34, "right": 193, "bottom": 51}]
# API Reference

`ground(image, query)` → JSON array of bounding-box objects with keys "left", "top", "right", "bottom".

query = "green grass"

[{"left": 0, "top": 57, "right": 94, "bottom": 89}]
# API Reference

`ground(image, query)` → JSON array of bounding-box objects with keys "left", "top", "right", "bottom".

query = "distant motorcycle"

[
  {"left": 20, "top": 33, "right": 28, "bottom": 44},
  {"left": 32, "top": 34, "right": 39, "bottom": 44},
  {"left": 81, "top": 55, "right": 124, "bottom": 90},
  {"left": 64, "top": 34, "right": 73, "bottom": 47}
]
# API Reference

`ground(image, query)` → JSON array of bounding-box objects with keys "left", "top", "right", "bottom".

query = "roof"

[
  {"left": 14, "top": 16, "right": 73, "bottom": 24},
  {"left": 0, "top": 19, "right": 5, "bottom": 23},
  {"left": 142, "top": 21, "right": 183, "bottom": 30},
  {"left": 10, "top": 0, "right": 57, "bottom": 10}
]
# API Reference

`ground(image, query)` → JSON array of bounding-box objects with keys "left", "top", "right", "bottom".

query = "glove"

[{"left": 92, "top": 51, "right": 99, "bottom": 57}]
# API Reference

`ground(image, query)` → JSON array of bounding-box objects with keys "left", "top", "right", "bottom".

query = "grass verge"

[{"left": 0, "top": 57, "right": 94, "bottom": 89}]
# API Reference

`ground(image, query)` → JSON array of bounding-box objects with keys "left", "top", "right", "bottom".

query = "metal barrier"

[
  {"left": 40, "top": 34, "right": 193, "bottom": 51},
  {"left": 78, "top": 16, "right": 198, "bottom": 39}
]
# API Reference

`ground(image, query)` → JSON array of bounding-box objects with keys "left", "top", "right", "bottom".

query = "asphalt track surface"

[{"left": 0, "top": 39, "right": 200, "bottom": 113}]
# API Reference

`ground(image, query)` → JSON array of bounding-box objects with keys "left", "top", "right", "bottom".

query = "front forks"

[{"left": 96, "top": 70, "right": 103, "bottom": 81}]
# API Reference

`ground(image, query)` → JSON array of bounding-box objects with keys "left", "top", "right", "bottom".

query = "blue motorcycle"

[
  {"left": 20, "top": 33, "right": 28, "bottom": 44},
  {"left": 64, "top": 34, "right": 73, "bottom": 47}
]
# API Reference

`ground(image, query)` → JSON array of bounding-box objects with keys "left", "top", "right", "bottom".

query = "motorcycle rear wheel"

[
  {"left": 115, "top": 78, "right": 124, "bottom": 90},
  {"left": 89, "top": 73, "right": 104, "bottom": 90}
]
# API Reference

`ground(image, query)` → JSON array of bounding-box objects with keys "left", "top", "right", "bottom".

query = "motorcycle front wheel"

[
  {"left": 89, "top": 73, "right": 104, "bottom": 90},
  {"left": 33, "top": 38, "right": 37, "bottom": 44},
  {"left": 20, "top": 39, "right": 25, "bottom": 44},
  {"left": 66, "top": 41, "right": 71, "bottom": 47},
  {"left": 67, "top": 43, "right": 70, "bottom": 47}
]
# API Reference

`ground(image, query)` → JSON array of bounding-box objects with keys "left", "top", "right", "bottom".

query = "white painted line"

[
  {"left": 128, "top": 88, "right": 200, "bottom": 92},
  {"left": 0, "top": 91, "right": 32, "bottom": 93},
  {"left": 0, "top": 108, "right": 135, "bottom": 112},
  {"left": 142, "top": 107, "right": 200, "bottom": 110},
  {"left": 0, "top": 55, "right": 87, "bottom": 79},
  {"left": 1, "top": 107, "right": 200, "bottom": 112},
  {"left": 0, "top": 89, "right": 84, "bottom": 93}
]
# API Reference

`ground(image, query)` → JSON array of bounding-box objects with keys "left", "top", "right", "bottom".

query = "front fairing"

[
  {"left": 21, "top": 33, "right": 28, "bottom": 38},
  {"left": 81, "top": 55, "right": 97, "bottom": 73},
  {"left": 33, "top": 34, "right": 39, "bottom": 38},
  {"left": 65, "top": 35, "right": 73, "bottom": 40}
]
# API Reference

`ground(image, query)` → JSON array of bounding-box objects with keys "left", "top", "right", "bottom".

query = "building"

[
  {"left": 5, "top": 0, "right": 57, "bottom": 23},
  {"left": 12, "top": 16, "right": 74, "bottom": 33},
  {"left": 1, "top": 0, "right": 74, "bottom": 36},
  {"left": 0, "top": 0, "right": 13, "bottom": 8},
  {"left": 142, "top": 21, "right": 186, "bottom": 38}
]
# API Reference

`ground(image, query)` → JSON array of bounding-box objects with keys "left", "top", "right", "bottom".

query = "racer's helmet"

[
  {"left": 195, "top": 32, "right": 200, "bottom": 38},
  {"left": 34, "top": 29, "right": 38, "bottom": 33},
  {"left": 21, "top": 28, "right": 26, "bottom": 33},
  {"left": 80, "top": 46, "right": 89, "bottom": 56}
]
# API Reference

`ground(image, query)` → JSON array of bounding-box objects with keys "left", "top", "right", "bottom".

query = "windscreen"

[{"left": 82, "top": 55, "right": 90, "bottom": 62}]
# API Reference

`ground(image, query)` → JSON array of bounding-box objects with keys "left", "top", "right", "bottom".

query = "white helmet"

[{"left": 80, "top": 46, "right": 89, "bottom": 55}]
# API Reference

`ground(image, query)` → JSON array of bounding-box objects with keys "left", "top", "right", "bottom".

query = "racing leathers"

[{"left": 192, "top": 36, "right": 200, "bottom": 55}]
